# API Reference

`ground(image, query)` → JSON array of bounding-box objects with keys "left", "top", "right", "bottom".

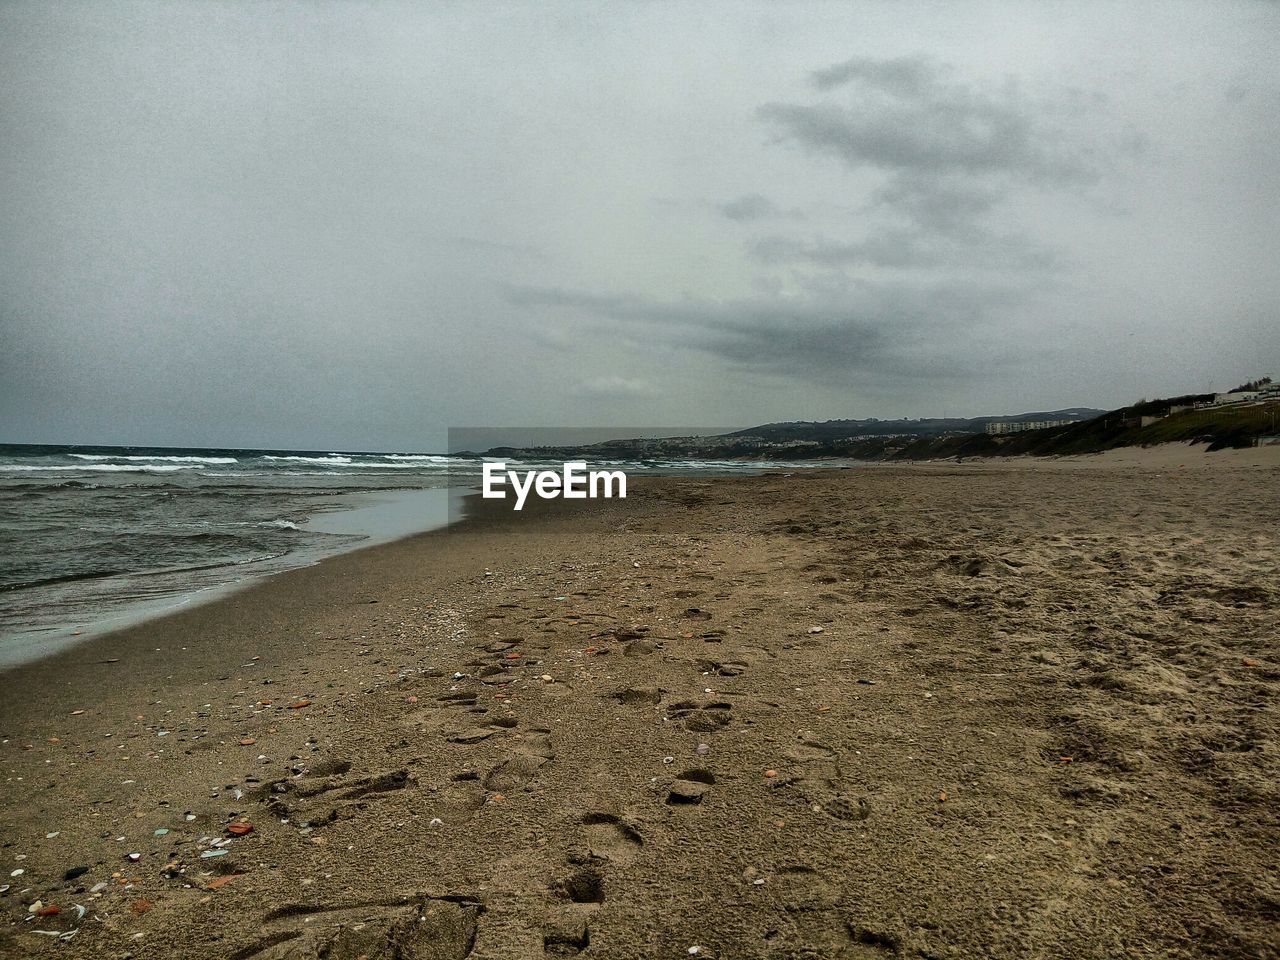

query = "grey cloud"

[
  {"left": 750, "top": 229, "right": 1060, "bottom": 273},
  {"left": 748, "top": 58, "right": 1095, "bottom": 288},
  {"left": 507, "top": 280, "right": 1024, "bottom": 381},
  {"left": 718, "top": 193, "right": 801, "bottom": 222},
  {"left": 869, "top": 176, "right": 1002, "bottom": 234},
  {"left": 759, "top": 57, "right": 1097, "bottom": 185},
  {"left": 810, "top": 55, "right": 940, "bottom": 97},
  {"left": 751, "top": 232, "right": 947, "bottom": 270}
]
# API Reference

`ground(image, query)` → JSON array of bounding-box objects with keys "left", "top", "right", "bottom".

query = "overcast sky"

[{"left": 1, "top": 1, "right": 1277, "bottom": 451}]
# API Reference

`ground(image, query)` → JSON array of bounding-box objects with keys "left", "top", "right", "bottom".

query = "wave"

[
  {"left": 260, "top": 519, "right": 301, "bottom": 530},
  {"left": 0, "top": 480, "right": 103, "bottom": 492},
  {"left": 1, "top": 552, "right": 291, "bottom": 594},
  {"left": 0, "top": 463, "right": 203, "bottom": 473},
  {"left": 1, "top": 568, "right": 127, "bottom": 592},
  {"left": 251, "top": 457, "right": 449, "bottom": 470},
  {"left": 261, "top": 455, "right": 353, "bottom": 464},
  {"left": 70, "top": 454, "right": 239, "bottom": 464},
  {"left": 383, "top": 454, "right": 453, "bottom": 462},
  {"left": 342, "top": 461, "right": 451, "bottom": 469}
]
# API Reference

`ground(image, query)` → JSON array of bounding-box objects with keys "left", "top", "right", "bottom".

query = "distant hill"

[
  {"left": 477, "top": 389, "right": 1279, "bottom": 462},
  {"left": 728, "top": 408, "right": 1104, "bottom": 442}
]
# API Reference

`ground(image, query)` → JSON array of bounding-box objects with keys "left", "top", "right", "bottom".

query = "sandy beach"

[{"left": 1, "top": 446, "right": 1277, "bottom": 959}]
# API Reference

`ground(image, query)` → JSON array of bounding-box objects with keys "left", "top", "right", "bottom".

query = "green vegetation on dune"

[
  {"left": 744, "top": 397, "right": 1278, "bottom": 461},
  {"left": 1001, "top": 401, "right": 1276, "bottom": 456}
]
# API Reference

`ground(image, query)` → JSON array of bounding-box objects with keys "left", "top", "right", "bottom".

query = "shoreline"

[
  {"left": 1, "top": 455, "right": 1276, "bottom": 958},
  {"left": 0, "top": 485, "right": 470, "bottom": 671}
]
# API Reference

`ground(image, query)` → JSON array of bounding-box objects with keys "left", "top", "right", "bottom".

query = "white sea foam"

[
  {"left": 1, "top": 463, "right": 203, "bottom": 473},
  {"left": 260, "top": 455, "right": 353, "bottom": 464},
  {"left": 342, "top": 461, "right": 450, "bottom": 469},
  {"left": 71, "top": 454, "right": 239, "bottom": 464},
  {"left": 255, "top": 456, "right": 448, "bottom": 469}
]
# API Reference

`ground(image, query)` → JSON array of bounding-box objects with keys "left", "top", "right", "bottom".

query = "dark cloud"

[
  {"left": 868, "top": 175, "right": 1002, "bottom": 235},
  {"left": 506, "top": 280, "right": 1025, "bottom": 382},
  {"left": 749, "top": 59, "right": 1083, "bottom": 287},
  {"left": 759, "top": 56, "right": 1098, "bottom": 186}
]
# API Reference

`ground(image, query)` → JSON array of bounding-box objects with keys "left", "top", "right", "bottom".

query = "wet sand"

[{"left": 1, "top": 445, "right": 1277, "bottom": 958}]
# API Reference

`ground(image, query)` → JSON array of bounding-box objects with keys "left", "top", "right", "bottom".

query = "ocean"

[{"left": 0, "top": 444, "right": 774, "bottom": 666}]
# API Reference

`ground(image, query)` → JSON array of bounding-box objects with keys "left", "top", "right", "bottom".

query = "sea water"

[{"left": 0, "top": 444, "right": 783, "bottom": 666}]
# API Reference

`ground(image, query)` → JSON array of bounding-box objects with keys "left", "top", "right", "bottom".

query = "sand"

[{"left": 1, "top": 445, "right": 1277, "bottom": 959}]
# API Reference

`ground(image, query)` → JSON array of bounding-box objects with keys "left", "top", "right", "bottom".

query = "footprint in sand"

[
  {"left": 761, "top": 862, "right": 899, "bottom": 955},
  {"left": 542, "top": 913, "right": 590, "bottom": 956},
  {"left": 694, "top": 657, "right": 748, "bottom": 677},
  {"left": 539, "top": 812, "right": 647, "bottom": 955},
  {"left": 581, "top": 811, "right": 644, "bottom": 863},
  {"left": 666, "top": 699, "right": 733, "bottom": 732},
  {"left": 769, "top": 733, "right": 871, "bottom": 825},
  {"left": 230, "top": 895, "right": 483, "bottom": 959},
  {"left": 443, "top": 707, "right": 525, "bottom": 745},
  {"left": 482, "top": 727, "right": 555, "bottom": 793},
  {"left": 436, "top": 770, "right": 488, "bottom": 821},
  {"left": 775, "top": 914, "right": 899, "bottom": 959},
  {"left": 666, "top": 768, "right": 715, "bottom": 807},
  {"left": 612, "top": 685, "right": 663, "bottom": 706},
  {"left": 541, "top": 857, "right": 607, "bottom": 957},
  {"left": 260, "top": 767, "right": 412, "bottom": 830},
  {"left": 551, "top": 859, "right": 606, "bottom": 904}
]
